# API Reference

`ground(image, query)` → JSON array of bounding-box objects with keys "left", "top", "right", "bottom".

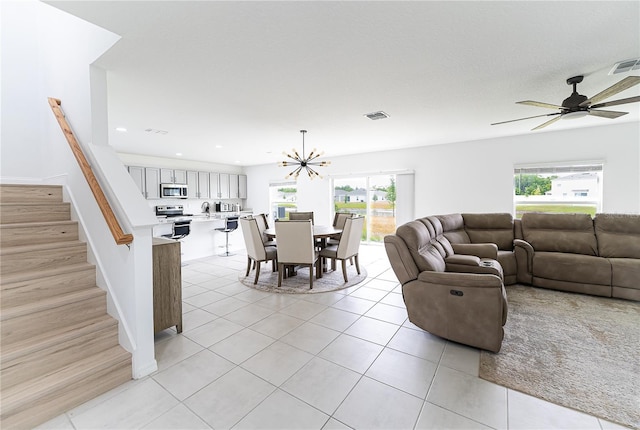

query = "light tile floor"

[{"left": 39, "top": 245, "right": 628, "bottom": 430}]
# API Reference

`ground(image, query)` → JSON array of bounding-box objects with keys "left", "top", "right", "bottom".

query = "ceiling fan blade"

[
  {"left": 491, "top": 112, "right": 561, "bottom": 126},
  {"left": 579, "top": 76, "right": 640, "bottom": 107},
  {"left": 588, "top": 110, "right": 628, "bottom": 119},
  {"left": 516, "top": 100, "right": 563, "bottom": 110},
  {"left": 532, "top": 115, "right": 562, "bottom": 130},
  {"left": 590, "top": 95, "right": 640, "bottom": 109}
]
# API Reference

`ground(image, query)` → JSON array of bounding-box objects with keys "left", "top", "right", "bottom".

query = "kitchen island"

[{"left": 154, "top": 212, "right": 250, "bottom": 261}]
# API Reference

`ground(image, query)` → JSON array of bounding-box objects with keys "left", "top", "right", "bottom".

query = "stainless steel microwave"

[{"left": 160, "top": 183, "right": 188, "bottom": 199}]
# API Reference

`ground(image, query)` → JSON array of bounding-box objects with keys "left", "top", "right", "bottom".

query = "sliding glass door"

[{"left": 332, "top": 174, "right": 396, "bottom": 243}]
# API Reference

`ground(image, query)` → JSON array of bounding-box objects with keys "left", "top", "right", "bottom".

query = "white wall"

[{"left": 245, "top": 122, "right": 640, "bottom": 220}]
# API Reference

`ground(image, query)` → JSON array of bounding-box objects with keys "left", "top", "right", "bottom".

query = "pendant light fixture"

[{"left": 278, "top": 130, "right": 330, "bottom": 180}]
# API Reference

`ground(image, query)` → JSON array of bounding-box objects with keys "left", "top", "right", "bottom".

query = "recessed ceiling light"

[
  {"left": 176, "top": 153, "right": 183, "bottom": 156},
  {"left": 215, "top": 145, "right": 223, "bottom": 149},
  {"left": 235, "top": 160, "right": 240, "bottom": 164},
  {"left": 115, "top": 127, "right": 127, "bottom": 132}
]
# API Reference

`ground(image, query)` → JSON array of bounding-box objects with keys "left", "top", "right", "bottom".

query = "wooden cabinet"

[{"left": 152, "top": 238, "right": 182, "bottom": 333}]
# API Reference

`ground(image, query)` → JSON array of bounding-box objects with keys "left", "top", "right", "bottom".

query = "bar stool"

[{"left": 216, "top": 216, "right": 239, "bottom": 256}]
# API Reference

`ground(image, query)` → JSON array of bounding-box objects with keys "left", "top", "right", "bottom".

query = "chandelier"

[{"left": 278, "top": 130, "right": 330, "bottom": 180}]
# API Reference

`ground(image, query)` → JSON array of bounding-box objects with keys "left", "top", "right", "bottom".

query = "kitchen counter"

[{"left": 153, "top": 211, "right": 253, "bottom": 261}]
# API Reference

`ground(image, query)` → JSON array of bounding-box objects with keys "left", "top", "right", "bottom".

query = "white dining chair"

[
  {"left": 274, "top": 220, "right": 321, "bottom": 289},
  {"left": 239, "top": 217, "right": 277, "bottom": 284},
  {"left": 320, "top": 216, "right": 364, "bottom": 282},
  {"left": 328, "top": 212, "right": 352, "bottom": 246},
  {"left": 254, "top": 213, "right": 276, "bottom": 246},
  {"left": 289, "top": 211, "right": 314, "bottom": 224}
]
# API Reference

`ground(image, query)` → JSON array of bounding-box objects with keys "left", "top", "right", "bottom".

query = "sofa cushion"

[
  {"left": 425, "top": 216, "right": 455, "bottom": 256},
  {"left": 436, "top": 213, "right": 471, "bottom": 244},
  {"left": 521, "top": 213, "right": 598, "bottom": 256},
  {"left": 594, "top": 214, "right": 640, "bottom": 258},
  {"left": 533, "top": 251, "right": 611, "bottom": 286},
  {"left": 463, "top": 213, "right": 514, "bottom": 250},
  {"left": 396, "top": 220, "right": 445, "bottom": 272},
  {"left": 609, "top": 258, "right": 640, "bottom": 289}
]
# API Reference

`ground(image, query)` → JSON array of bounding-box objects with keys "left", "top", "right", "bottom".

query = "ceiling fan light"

[{"left": 562, "top": 111, "right": 589, "bottom": 120}]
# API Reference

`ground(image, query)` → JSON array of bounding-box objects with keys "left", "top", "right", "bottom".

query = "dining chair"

[
  {"left": 289, "top": 211, "right": 314, "bottom": 224},
  {"left": 328, "top": 212, "right": 352, "bottom": 246},
  {"left": 254, "top": 213, "right": 276, "bottom": 246},
  {"left": 274, "top": 220, "right": 321, "bottom": 289},
  {"left": 319, "top": 216, "right": 365, "bottom": 282},
  {"left": 239, "top": 217, "right": 277, "bottom": 284}
]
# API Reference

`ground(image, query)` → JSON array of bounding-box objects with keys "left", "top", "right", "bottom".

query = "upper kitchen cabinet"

[
  {"left": 229, "top": 174, "right": 239, "bottom": 199},
  {"left": 209, "top": 173, "right": 220, "bottom": 199},
  {"left": 128, "top": 166, "right": 160, "bottom": 199},
  {"left": 239, "top": 175, "right": 247, "bottom": 199},
  {"left": 145, "top": 168, "right": 161, "bottom": 199},
  {"left": 160, "top": 168, "right": 187, "bottom": 184},
  {"left": 186, "top": 171, "right": 211, "bottom": 199},
  {"left": 219, "top": 173, "right": 230, "bottom": 199}
]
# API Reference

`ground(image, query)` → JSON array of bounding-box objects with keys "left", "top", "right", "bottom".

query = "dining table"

[
  {"left": 264, "top": 224, "right": 342, "bottom": 276},
  {"left": 263, "top": 224, "right": 342, "bottom": 247}
]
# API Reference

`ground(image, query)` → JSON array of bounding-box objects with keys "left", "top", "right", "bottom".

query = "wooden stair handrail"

[{"left": 48, "top": 98, "right": 134, "bottom": 245}]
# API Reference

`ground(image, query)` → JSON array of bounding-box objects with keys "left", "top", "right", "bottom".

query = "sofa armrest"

[
  {"left": 445, "top": 254, "right": 481, "bottom": 266},
  {"left": 514, "top": 238, "right": 534, "bottom": 283},
  {"left": 418, "top": 270, "right": 503, "bottom": 288},
  {"left": 384, "top": 235, "right": 420, "bottom": 284},
  {"left": 452, "top": 243, "right": 498, "bottom": 259}
]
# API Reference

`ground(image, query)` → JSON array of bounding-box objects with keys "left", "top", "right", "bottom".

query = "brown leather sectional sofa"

[{"left": 384, "top": 212, "right": 640, "bottom": 352}]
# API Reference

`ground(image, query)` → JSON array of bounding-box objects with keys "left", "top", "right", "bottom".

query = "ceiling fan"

[{"left": 492, "top": 75, "right": 640, "bottom": 130}]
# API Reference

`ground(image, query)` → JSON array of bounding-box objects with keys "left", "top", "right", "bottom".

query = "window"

[
  {"left": 514, "top": 163, "right": 603, "bottom": 218},
  {"left": 332, "top": 174, "right": 397, "bottom": 243},
  {"left": 269, "top": 182, "right": 297, "bottom": 220}
]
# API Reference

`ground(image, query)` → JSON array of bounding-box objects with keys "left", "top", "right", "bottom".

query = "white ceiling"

[{"left": 46, "top": 1, "right": 640, "bottom": 167}]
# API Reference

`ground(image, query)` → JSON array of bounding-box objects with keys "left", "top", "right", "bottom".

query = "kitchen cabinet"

[
  {"left": 209, "top": 173, "right": 220, "bottom": 198},
  {"left": 128, "top": 166, "right": 145, "bottom": 195},
  {"left": 229, "top": 174, "right": 239, "bottom": 199},
  {"left": 238, "top": 174, "right": 247, "bottom": 199},
  {"left": 161, "top": 169, "right": 187, "bottom": 184},
  {"left": 198, "top": 172, "right": 210, "bottom": 199},
  {"left": 152, "top": 238, "right": 182, "bottom": 333},
  {"left": 219, "top": 173, "right": 230, "bottom": 199},
  {"left": 187, "top": 171, "right": 211, "bottom": 199},
  {"left": 186, "top": 171, "right": 198, "bottom": 198},
  {"left": 145, "top": 167, "right": 161, "bottom": 199},
  {"left": 128, "top": 166, "right": 160, "bottom": 199}
]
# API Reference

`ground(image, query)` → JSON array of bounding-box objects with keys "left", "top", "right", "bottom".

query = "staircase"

[{"left": 0, "top": 184, "right": 132, "bottom": 429}]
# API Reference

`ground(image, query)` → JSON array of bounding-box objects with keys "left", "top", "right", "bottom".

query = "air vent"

[
  {"left": 609, "top": 58, "right": 640, "bottom": 75},
  {"left": 364, "top": 111, "right": 390, "bottom": 120},
  {"left": 145, "top": 128, "right": 168, "bottom": 135}
]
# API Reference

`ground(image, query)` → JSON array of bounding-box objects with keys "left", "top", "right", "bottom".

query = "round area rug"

[{"left": 239, "top": 263, "right": 367, "bottom": 294}]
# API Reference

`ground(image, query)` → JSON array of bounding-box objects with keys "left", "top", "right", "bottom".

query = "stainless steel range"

[{"left": 156, "top": 205, "right": 192, "bottom": 239}]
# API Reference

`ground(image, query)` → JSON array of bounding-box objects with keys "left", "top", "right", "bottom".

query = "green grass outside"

[{"left": 516, "top": 204, "right": 596, "bottom": 218}]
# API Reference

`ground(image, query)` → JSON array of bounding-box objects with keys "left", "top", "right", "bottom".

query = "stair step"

[
  {"left": 1, "top": 263, "right": 96, "bottom": 311},
  {"left": 1, "top": 288, "right": 107, "bottom": 347},
  {"left": 0, "top": 240, "right": 87, "bottom": 277},
  {"left": 0, "top": 184, "right": 63, "bottom": 204},
  {"left": 0, "top": 261, "right": 94, "bottom": 285},
  {"left": 1, "top": 318, "right": 120, "bottom": 389},
  {"left": 0, "top": 221, "right": 79, "bottom": 247},
  {"left": 0, "top": 346, "right": 131, "bottom": 429},
  {"left": 0, "top": 202, "right": 70, "bottom": 224}
]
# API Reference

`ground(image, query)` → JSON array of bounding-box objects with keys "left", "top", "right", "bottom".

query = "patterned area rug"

[
  {"left": 238, "top": 263, "right": 367, "bottom": 294},
  {"left": 480, "top": 285, "right": 640, "bottom": 428}
]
